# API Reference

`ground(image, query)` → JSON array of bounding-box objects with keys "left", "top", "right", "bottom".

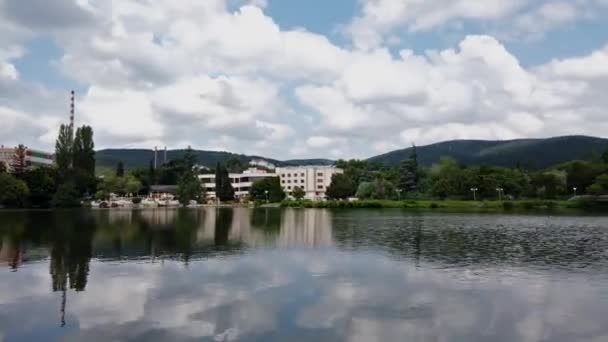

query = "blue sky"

[{"left": 1, "top": 0, "right": 608, "bottom": 159}]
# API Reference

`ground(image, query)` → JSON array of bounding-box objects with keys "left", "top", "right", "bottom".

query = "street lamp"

[
  {"left": 397, "top": 189, "right": 402, "bottom": 201},
  {"left": 265, "top": 190, "right": 269, "bottom": 203},
  {"left": 573, "top": 187, "right": 578, "bottom": 197},
  {"left": 496, "top": 187, "right": 504, "bottom": 201},
  {"left": 470, "top": 187, "right": 478, "bottom": 201}
]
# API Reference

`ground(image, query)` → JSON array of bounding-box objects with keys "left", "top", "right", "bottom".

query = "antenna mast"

[{"left": 69, "top": 90, "right": 75, "bottom": 139}]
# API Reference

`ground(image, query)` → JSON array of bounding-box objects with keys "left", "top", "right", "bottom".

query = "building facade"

[
  {"left": 199, "top": 168, "right": 277, "bottom": 199},
  {"left": 0, "top": 146, "right": 54, "bottom": 171},
  {"left": 275, "top": 166, "right": 343, "bottom": 200}
]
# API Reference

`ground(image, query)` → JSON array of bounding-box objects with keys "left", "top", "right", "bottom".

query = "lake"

[{"left": 1, "top": 208, "right": 608, "bottom": 342}]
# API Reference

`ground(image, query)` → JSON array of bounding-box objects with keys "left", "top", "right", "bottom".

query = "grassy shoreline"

[{"left": 277, "top": 199, "right": 608, "bottom": 212}]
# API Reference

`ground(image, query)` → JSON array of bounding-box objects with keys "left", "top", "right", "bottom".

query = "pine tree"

[
  {"left": 148, "top": 159, "right": 156, "bottom": 186},
  {"left": 214, "top": 163, "right": 234, "bottom": 202},
  {"left": 399, "top": 145, "right": 419, "bottom": 194},
  {"left": 116, "top": 161, "right": 125, "bottom": 177},
  {"left": 55, "top": 124, "right": 73, "bottom": 176}
]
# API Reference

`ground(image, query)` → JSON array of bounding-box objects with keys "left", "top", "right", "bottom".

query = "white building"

[
  {"left": 0, "top": 145, "right": 54, "bottom": 171},
  {"left": 276, "top": 166, "right": 343, "bottom": 200},
  {"left": 199, "top": 168, "right": 276, "bottom": 199}
]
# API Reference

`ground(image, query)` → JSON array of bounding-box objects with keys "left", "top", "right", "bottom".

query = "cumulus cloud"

[{"left": 0, "top": 0, "right": 607, "bottom": 158}]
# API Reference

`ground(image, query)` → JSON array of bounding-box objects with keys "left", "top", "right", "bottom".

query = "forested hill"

[
  {"left": 95, "top": 149, "right": 333, "bottom": 171},
  {"left": 367, "top": 136, "right": 608, "bottom": 169}
]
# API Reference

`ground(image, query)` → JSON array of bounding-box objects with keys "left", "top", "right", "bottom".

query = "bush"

[
  {"left": 52, "top": 182, "right": 81, "bottom": 208},
  {"left": 429, "top": 202, "right": 440, "bottom": 209},
  {"left": 132, "top": 197, "right": 142, "bottom": 204},
  {"left": 502, "top": 201, "right": 515, "bottom": 210},
  {"left": 0, "top": 173, "right": 30, "bottom": 208}
]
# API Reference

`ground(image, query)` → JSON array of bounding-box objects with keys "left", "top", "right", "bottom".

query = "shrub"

[
  {"left": 52, "top": 182, "right": 81, "bottom": 208},
  {"left": 429, "top": 202, "right": 440, "bottom": 209}
]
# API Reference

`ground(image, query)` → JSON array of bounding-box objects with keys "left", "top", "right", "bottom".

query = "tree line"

[
  {"left": 0, "top": 124, "right": 96, "bottom": 208},
  {"left": 321, "top": 146, "right": 608, "bottom": 201}
]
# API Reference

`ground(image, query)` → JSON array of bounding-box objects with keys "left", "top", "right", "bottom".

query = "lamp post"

[
  {"left": 265, "top": 190, "right": 269, "bottom": 203},
  {"left": 573, "top": 187, "right": 578, "bottom": 197},
  {"left": 397, "top": 189, "right": 402, "bottom": 201},
  {"left": 496, "top": 187, "right": 504, "bottom": 201},
  {"left": 470, "top": 187, "right": 478, "bottom": 201}
]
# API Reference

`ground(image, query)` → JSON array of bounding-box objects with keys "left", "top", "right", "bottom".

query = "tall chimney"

[{"left": 69, "top": 90, "right": 75, "bottom": 140}]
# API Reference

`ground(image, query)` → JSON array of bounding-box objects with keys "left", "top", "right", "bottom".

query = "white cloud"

[{"left": 0, "top": 0, "right": 607, "bottom": 159}]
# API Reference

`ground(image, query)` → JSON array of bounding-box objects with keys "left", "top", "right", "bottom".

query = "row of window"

[
  {"left": 283, "top": 172, "right": 325, "bottom": 177},
  {"left": 286, "top": 185, "right": 325, "bottom": 191}
]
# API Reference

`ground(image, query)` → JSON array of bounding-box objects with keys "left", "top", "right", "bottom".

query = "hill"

[
  {"left": 367, "top": 135, "right": 608, "bottom": 169},
  {"left": 96, "top": 149, "right": 333, "bottom": 171}
]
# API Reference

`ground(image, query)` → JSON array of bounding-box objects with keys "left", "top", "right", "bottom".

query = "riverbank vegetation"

[{"left": 318, "top": 146, "right": 608, "bottom": 207}]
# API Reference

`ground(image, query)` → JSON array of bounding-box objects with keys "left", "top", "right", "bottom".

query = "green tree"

[
  {"left": 292, "top": 186, "right": 306, "bottom": 200},
  {"left": 116, "top": 161, "right": 125, "bottom": 177},
  {"left": 183, "top": 146, "right": 197, "bottom": 171},
  {"left": 124, "top": 175, "right": 142, "bottom": 195},
  {"left": 399, "top": 145, "right": 419, "bottom": 194},
  {"left": 356, "top": 182, "right": 375, "bottom": 199},
  {"left": 10, "top": 144, "right": 28, "bottom": 177},
  {"left": 602, "top": 149, "right": 608, "bottom": 164},
  {"left": 371, "top": 177, "right": 396, "bottom": 199},
  {"left": 72, "top": 126, "right": 95, "bottom": 176},
  {"left": 0, "top": 173, "right": 30, "bottom": 208},
  {"left": 250, "top": 177, "right": 285, "bottom": 202},
  {"left": 177, "top": 172, "right": 204, "bottom": 206},
  {"left": 326, "top": 174, "right": 356, "bottom": 200},
  {"left": 23, "top": 167, "right": 57, "bottom": 207},
  {"left": 55, "top": 124, "right": 73, "bottom": 177},
  {"left": 52, "top": 181, "right": 81, "bottom": 208},
  {"left": 430, "top": 158, "right": 463, "bottom": 199},
  {"left": 215, "top": 163, "right": 234, "bottom": 202},
  {"left": 226, "top": 156, "right": 245, "bottom": 173},
  {"left": 531, "top": 170, "right": 567, "bottom": 199},
  {"left": 587, "top": 174, "right": 608, "bottom": 195}
]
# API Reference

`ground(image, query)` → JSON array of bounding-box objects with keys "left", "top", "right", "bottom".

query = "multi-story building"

[
  {"left": 276, "top": 166, "right": 343, "bottom": 200},
  {"left": 0, "top": 145, "right": 54, "bottom": 171},
  {"left": 199, "top": 168, "right": 277, "bottom": 199}
]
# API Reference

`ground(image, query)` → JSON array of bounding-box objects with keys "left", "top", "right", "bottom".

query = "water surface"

[{"left": 1, "top": 209, "right": 608, "bottom": 341}]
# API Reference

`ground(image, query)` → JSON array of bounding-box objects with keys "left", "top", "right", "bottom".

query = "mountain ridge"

[{"left": 95, "top": 135, "right": 608, "bottom": 171}]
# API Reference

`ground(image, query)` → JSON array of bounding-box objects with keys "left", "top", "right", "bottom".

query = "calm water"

[{"left": 2, "top": 209, "right": 608, "bottom": 342}]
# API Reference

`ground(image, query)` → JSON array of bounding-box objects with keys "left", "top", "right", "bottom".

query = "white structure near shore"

[
  {"left": 197, "top": 165, "right": 344, "bottom": 201},
  {"left": 276, "top": 166, "right": 343, "bottom": 200},
  {"left": 199, "top": 168, "right": 275, "bottom": 200}
]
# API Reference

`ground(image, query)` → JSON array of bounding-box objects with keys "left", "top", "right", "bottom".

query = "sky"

[{"left": 1, "top": 0, "right": 608, "bottom": 160}]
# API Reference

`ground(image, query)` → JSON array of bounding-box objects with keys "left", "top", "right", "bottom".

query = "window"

[
  {"left": 317, "top": 179, "right": 323, "bottom": 183},
  {"left": 288, "top": 186, "right": 292, "bottom": 190},
  {"left": 301, "top": 179, "right": 305, "bottom": 184},
  {"left": 317, "top": 185, "right": 324, "bottom": 189},
  {"left": 301, "top": 173, "right": 305, "bottom": 177},
  {"left": 288, "top": 180, "right": 291, "bottom": 183},
  {"left": 287, "top": 173, "right": 291, "bottom": 177},
  {"left": 317, "top": 173, "right": 323, "bottom": 177},
  {"left": 281, "top": 179, "right": 285, "bottom": 184}
]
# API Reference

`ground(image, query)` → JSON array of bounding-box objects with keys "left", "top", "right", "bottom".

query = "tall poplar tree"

[
  {"left": 214, "top": 163, "right": 234, "bottom": 202},
  {"left": 55, "top": 124, "right": 73, "bottom": 177}
]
